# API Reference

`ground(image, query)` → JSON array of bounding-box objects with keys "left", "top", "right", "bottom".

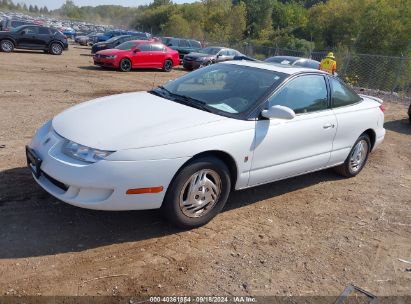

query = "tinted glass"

[
  {"left": 139, "top": 44, "right": 151, "bottom": 52},
  {"left": 24, "top": 27, "right": 38, "bottom": 34},
  {"left": 202, "top": 47, "right": 222, "bottom": 55},
  {"left": 39, "top": 27, "right": 50, "bottom": 35},
  {"left": 268, "top": 75, "right": 328, "bottom": 114},
  {"left": 115, "top": 41, "right": 137, "bottom": 50},
  {"left": 151, "top": 44, "right": 165, "bottom": 52},
  {"left": 294, "top": 60, "right": 320, "bottom": 69},
  {"left": 190, "top": 40, "right": 201, "bottom": 48},
  {"left": 162, "top": 64, "right": 285, "bottom": 115},
  {"left": 178, "top": 39, "right": 190, "bottom": 47},
  {"left": 331, "top": 78, "right": 362, "bottom": 107},
  {"left": 265, "top": 57, "right": 295, "bottom": 65}
]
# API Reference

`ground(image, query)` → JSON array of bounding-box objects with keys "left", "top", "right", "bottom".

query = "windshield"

[
  {"left": 115, "top": 41, "right": 136, "bottom": 50},
  {"left": 154, "top": 63, "right": 286, "bottom": 117},
  {"left": 105, "top": 36, "right": 120, "bottom": 43},
  {"left": 201, "top": 47, "right": 222, "bottom": 55}
]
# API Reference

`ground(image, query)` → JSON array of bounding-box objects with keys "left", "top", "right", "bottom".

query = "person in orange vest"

[{"left": 319, "top": 52, "right": 337, "bottom": 75}]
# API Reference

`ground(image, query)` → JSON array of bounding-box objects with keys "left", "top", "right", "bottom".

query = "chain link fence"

[{"left": 212, "top": 42, "right": 411, "bottom": 98}]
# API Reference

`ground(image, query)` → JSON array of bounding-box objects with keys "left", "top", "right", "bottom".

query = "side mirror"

[
  {"left": 21, "top": 31, "right": 26, "bottom": 35},
  {"left": 133, "top": 48, "right": 140, "bottom": 53},
  {"left": 261, "top": 105, "right": 296, "bottom": 120}
]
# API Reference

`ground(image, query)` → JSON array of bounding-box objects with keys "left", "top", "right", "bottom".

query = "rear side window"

[
  {"left": 39, "top": 27, "right": 50, "bottom": 35},
  {"left": 189, "top": 40, "right": 201, "bottom": 48},
  {"left": 268, "top": 75, "right": 328, "bottom": 114},
  {"left": 151, "top": 44, "right": 165, "bottom": 52},
  {"left": 139, "top": 44, "right": 151, "bottom": 52},
  {"left": 178, "top": 39, "right": 190, "bottom": 47},
  {"left": 330, "top": 78, "right": 361, "bottom": 108},
  {"left": 294, "top": 60, "right": 320, "bottom": 69}
]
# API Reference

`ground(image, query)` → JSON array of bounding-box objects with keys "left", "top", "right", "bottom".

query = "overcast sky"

[{"left": 18, "top": 1, "right": 197, "bottom": 10}]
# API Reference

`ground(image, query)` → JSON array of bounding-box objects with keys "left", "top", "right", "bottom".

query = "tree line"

[
  {"left": 1, "top": 0, "right": 410, "bottom": 57},
  {"left": 0, "top": 0, "right": 48, "bottom": 14}
]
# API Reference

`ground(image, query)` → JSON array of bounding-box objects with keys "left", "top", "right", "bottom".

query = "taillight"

[{"left": 379, "top": 104, "right": 385, "bottom": 113}]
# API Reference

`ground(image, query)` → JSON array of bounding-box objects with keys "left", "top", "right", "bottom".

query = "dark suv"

[
  {"left": 0, "top": 25, "right": 68, "bottom": 55},
  {"left": 0, "top": 19, "right": 35, "bottom": 31},
  {"left": 161, "top": 37, "right": 202, "bottom": 61}
]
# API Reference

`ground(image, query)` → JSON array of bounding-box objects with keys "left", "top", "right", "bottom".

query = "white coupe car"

[{"left": 27, "top": 61, "right": 385, "bottom": 228}]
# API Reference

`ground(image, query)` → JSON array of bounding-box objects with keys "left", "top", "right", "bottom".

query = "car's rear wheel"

[
  {"left": 50, "top": 42, "right": 63, "bottom": 55},
  {"left": 334, "top": 134, "right": 371, "bottom": 177},
  {"left": 162, "top": 157, "right": 231, "bottom": 228},
  {"left": 119, "top": 58, "right": 132, "bottom": 72},
  {"left": 163, "top": 59, "right": 173, "bottom": 72},
  {"left": 0, "top": 40, "right": 14, "bottom": 53}
]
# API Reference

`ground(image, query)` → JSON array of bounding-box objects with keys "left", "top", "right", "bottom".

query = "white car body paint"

[{"left": 28, "top": 61, "right": 385, "bottom": 211}]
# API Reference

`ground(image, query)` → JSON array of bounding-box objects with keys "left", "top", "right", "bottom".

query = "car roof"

[
  {"left": 223, "top": 60, "right": 327, "bottom": 75},
  {"left": 266, "top": 55, "right": 320, "bottom": 64}
]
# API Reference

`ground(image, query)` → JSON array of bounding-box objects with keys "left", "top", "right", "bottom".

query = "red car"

[{"left": 93, "top": 40, "right": 180, "bottom": 72}]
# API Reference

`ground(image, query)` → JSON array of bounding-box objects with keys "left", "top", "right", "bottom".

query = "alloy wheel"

[{"left": 349, "top": 139, "right": 368, "bottom": 173}]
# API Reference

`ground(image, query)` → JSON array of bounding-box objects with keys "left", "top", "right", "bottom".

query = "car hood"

[
  {"left": 186, "top": 52, "right": 215, "bottom": 59},
  {"left": 52, "top": 92, "right": 236, "bottom": 151}
]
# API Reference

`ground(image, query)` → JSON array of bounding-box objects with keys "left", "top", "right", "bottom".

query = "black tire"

[
  {"left": 163, "top": 59, "right": 173, "bottom": 72},
  {"left": 0, "top": 39, "right": 14, "bottom": 53},
  {"left": 49, "top": 42, "right": 63, "bottom": 55},
  {"left": 408, "top": 103, "right": 411, "bottom": 124},
  {"left": 161, "top": 157, "right": 231, "bottom": 228},
  {"left": 334, "top": 134, "right": 371, "bottom": 178},
  {"left": 119, "top": 58, "right": 132, "bottom": 72}
]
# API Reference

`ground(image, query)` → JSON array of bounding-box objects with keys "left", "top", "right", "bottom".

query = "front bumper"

[
  {"left": 183, "top": 60, "right": 201, "bottom": 70},
  {"left": 27, "top": 123, "right": 189, "bottom": 211},
  {"left": 93, "top": 57, "right": 118, "bottom": 68}
]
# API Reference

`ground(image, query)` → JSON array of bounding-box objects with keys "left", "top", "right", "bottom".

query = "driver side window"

[{"left": 268, "top": 75, "right": 328, "bottom": 114}]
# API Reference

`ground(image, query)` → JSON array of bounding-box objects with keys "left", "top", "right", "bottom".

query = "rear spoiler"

[{"left": 359, "top": 94, "right": 383, "bottom": 104}]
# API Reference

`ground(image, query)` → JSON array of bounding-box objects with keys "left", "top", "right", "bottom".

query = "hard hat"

[{"left": 327, "top": 52, "right": 335, "bottom": 59}]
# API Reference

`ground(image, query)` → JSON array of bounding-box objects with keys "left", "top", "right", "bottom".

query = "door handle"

[{"left": 323, "top": 123, "right": 335, "bottom": 129}]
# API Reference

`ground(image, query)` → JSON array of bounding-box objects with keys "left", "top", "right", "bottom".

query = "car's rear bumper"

[{"left": 373, "top": 127, "right": 385, "bottom": 151}]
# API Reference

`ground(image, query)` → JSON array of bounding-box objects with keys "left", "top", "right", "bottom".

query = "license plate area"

[{"left": 26, "top": 145, "right": 42, "bottom": 179}]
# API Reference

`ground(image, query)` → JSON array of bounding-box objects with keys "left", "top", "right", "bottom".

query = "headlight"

[
  {"left": 195, "top": 57, "right": 206, "bottom": 62},
  {"left": 106, "top": 55, "right": 117, "bottom": 59},
  {"left": 62, "top": 140, "right": 114, "bottom": 163}
]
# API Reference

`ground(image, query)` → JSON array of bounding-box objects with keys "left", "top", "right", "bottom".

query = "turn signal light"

[
  {"left": 379, "top": 104, "right": 385, "bottom": 113},
  {"left": 126, "top": 187, "right": 164, "bottom": 195}
]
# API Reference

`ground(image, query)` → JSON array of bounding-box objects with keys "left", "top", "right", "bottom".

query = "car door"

[
  {"left": 328, "top": 77, "right": 366, "bottom": 166},
  {"left": 37, "top": 27, "right": 52, "bottom": 49},
  {"left": 132, "top": 43, "right": 152, "bottom": 68},
  {"left": 17, "top": 26, "right": 39, "bottom": 48},
  {"left": 248, "top": 74, "right": 337, "bottom": 187},
  {"left": 150, "top": 44, "right": 166, "bottom": 68}
]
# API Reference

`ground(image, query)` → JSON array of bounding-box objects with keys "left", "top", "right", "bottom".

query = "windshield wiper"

[
  {"left": 170, "top": 93, "right": 212, "bottom": 112},
  {"left": 150, "top": 86, "right": 212, "bottom": 112}
]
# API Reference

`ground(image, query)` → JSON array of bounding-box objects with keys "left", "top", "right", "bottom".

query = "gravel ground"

[{"left": 0, "top": 46, "right": 410, "bottom": 298}]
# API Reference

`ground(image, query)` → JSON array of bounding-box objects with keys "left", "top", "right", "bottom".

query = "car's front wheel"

[
  {"left": 0, "top": 39, "right": 14, "bottom": 53},
  {"left": 119, "top": 58, "right": 132, "bottom": 72},
  {"left": 50, "top": 42, "right": 63, "bottom": 55},
  {"left": 335, "top": 134, "right": 371, "bottom": 177},
  {"left": 162, "top": 157, "right": 231, "bottom": 228}
]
